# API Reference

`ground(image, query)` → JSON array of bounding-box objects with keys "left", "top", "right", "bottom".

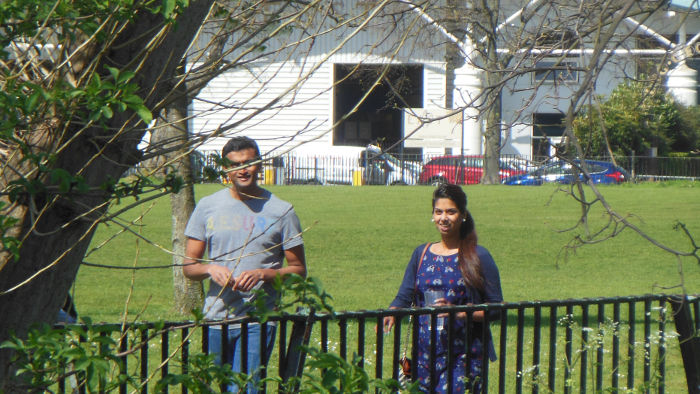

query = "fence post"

[
  {"left": 631, "top": 150, "right": 636, "bottom": 181},
  {"left": 280, "top": 308, "right": 315, "bottom": 391},
  {"left": 669, "top": 295, "right": 700, "bottom": 394}
]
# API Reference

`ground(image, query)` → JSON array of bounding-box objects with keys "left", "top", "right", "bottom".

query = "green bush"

[
  {"left": 672, "top": 104, "right": 700, "bottom": 153},
  {"left": 573, "top": 81, "right": 694, "bottom": 157}
]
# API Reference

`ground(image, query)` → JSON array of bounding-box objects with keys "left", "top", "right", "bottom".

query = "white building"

[{"left": 187, "top": 1, "right": 700, "bottom": 161}]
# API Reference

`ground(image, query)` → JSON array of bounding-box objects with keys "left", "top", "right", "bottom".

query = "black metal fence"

[
  {"left": 53, "top": 294, "right": 698, "bottom": 393},
  {"left": 612, "top": 155, "right": 700, "bottom": 181},
  {"left": 186, "top": 151, "right": 700, "bottom": 185}
]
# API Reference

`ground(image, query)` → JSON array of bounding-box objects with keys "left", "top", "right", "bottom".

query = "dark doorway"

[
  {"left": 333, "top": 64, "right": 423, "bottom": 152},
  {"left": 532, "top": 113, "right": 565, "bottom": 159}
]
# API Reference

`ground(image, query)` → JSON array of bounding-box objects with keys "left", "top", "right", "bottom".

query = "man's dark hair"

[{"left": 221, "top": 136, "right": 260, "bottom": 158}]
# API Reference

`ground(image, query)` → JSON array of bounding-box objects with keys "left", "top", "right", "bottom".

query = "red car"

[{"left": 418, "top": 155, "right": 526, "bottom": 185}]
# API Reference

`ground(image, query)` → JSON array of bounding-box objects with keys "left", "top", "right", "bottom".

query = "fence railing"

[
  {"left": 610, "top": 155, "right": 700, "bottom": 181},
  {"left": 52, "top": 294, "right": 699, "bottom": 393},
  {"left": 182, "top": 151, "right": 700, "bottom": 185}
]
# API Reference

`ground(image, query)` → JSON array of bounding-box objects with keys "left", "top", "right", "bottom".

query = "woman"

[{"left": 382, "top": 183, "right": 503, "bottom": 393}]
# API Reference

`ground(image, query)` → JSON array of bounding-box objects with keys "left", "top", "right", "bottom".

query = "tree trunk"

[
  {"left": 0, "top": 1, "right": 215, "bottom": 383},
  {"left": 161, "top": 67, "right": 203, "bottom": 315},
  {"left": 479, "top": 0, "right": 503, "bottom": 185},
  {"left": 172, "top": 180, "right": 203, "bottom": 315},
  {"left": 481, "top": 85, "right": 502, "bottom": 184},
  {"left": 481, "top": 61, "right": 503, "bottom": 184}
]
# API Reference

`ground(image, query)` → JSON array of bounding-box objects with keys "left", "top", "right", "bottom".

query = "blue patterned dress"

[{"left": 415, "top": 249, "right": 484, "bottom": 393}]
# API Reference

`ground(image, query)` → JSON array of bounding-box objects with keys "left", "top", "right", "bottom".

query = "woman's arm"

[
  {"left": 381, "top": 244, "right": 426, "bottom": 332},
  {"left": 473, "top": 246, "right": 503, "bottom": 321},
  {"left": 449, "top": 246, "right": 503, "bottom": 322},
  {"left": 389, "top": 245, "right": 424, "bottom": 309}
]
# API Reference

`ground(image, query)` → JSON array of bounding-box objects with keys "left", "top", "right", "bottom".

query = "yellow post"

[
  {"left": 264, "top": 167, "right": 275, "bottom": 185},
  {"left": 352, "top": 170, "right": 364, "bottom": 186}
]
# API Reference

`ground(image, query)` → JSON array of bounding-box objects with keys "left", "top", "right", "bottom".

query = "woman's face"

[{"left": 432, "top": 198, "right": 463, "bottom": 237}]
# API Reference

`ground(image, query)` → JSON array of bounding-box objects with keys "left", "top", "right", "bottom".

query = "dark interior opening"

[{"left": 333, "top": 64, "right": 423, "bottom": 153}]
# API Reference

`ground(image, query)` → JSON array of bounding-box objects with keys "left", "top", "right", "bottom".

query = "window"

[
  {"left": 531, "top": 30, "right": 579, "bottom": 83},
  {"left": 534, "top": 61, "right": 578, "bottom": 82},
  {"left": 635, "top": 34, "right": 669, "bottom": 79},
  {"left": 532, "top": 113, "right": 565, "bottom": 159},
  {"left": 535, "top": 30, "right": 578, "bottom": 51}
]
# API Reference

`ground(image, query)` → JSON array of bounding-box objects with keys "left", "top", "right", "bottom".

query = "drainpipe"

[
  {"left": 666, "top": 21, "right": 698, "bottom": 106},
  {"left": 453, "top": 64, "right": 483, "bottom": 155}
]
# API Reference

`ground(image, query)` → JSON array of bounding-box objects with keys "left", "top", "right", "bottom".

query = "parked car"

[
  {"left": 501, "top": 159, "right": 629, "bottom": 185},
  {"left": 418, "top": 155, "right": 525, "bottom": 185}
]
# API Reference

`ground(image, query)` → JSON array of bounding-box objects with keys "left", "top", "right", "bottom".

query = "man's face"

[{"left": 225, "top": 148, "right": 260, "bottom": 191}]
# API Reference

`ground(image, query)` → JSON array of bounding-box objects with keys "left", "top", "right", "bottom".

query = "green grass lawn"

[
  {"left": 75, "top": 182, "right": 699, "bottom": 322},
  {"left": 69, "top": 181, "right": 698, "bottom": 391}
]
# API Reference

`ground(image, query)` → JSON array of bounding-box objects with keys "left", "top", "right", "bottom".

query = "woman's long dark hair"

[{"left": 432, "top": 184, "right": 484, "bottom": 291}]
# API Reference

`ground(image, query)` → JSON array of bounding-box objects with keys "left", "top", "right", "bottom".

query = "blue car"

[{"left": 502, "top": 159, "right": 629, "bottom": 185}]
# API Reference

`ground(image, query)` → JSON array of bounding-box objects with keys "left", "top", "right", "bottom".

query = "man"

[{"left": 183, "top": 136, "right": 306, "bottom": 393}]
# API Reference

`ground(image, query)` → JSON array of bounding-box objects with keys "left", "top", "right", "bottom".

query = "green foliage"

[
  {"left": 275, "top": 274, "right": 335, "bottom": 314},
  {"left": 0, "top": 319, "right": 131, "bottom": 393},
  {"left": 151, "top": 0, "right": 190, "bottom": 20},
  {"left": 101, "top": 173, "right": 185, "bottom": 203},
  {"left": 0, "top": 0, "right": 154, "bottom": 126},
  {"left": 0, "top": 0, "right": 181, "bottom": 46},
  {"left": 79, "top": 66, "right": 153, "bottom": 125},
  {"left": 671, "top": 104, "right": 700, "bottom": 152},
  {"left": 246, "top": 274, "right": 335, "bottom": 323},
  {"left": 573, "top": 81, "right": 685, "bottom": 156},
  {"left": 0, "top": 0, "right": 179, "bottom": 264},
  {"left": 156, "top": 353, "right": 252, "bottom": 393},
  {"left": 0, "top": 202, "right": 20, "bottom": 260},
  {"left": 293, "top": 347, "right": 408, "bottom": 393}
]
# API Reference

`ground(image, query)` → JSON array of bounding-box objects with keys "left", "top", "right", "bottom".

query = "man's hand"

[
  {"left": 232, "top": 269, "right": 270, "bottom": 292},
  {"left": 207, "top": 265, "right": 235, "bottom": 288}
]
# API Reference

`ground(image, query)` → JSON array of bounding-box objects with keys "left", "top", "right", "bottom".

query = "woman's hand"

[
  {"left": 435, "top": 302, "right": 485, "bottom": 321},
  {"left": 433, "top": 300, "right": 475, "bottom": 321},
  {"left": 381, "top": 316, "right": 395, "bottom": 333},
  {"left": 431, "top": 297, "right": 448, "bottom": 307},
  {"left": 432, "top": 298, "right": 450, "bottom": 318},
  {"left": 375, "top": 308, "right": 400, "bottom": 333}
]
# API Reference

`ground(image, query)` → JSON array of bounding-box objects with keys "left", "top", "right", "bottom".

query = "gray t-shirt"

[{"left": 184, "top": 187, "right": 304, "bottom": 320}]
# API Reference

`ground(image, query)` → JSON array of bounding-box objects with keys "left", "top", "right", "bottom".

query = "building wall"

[
  {"left": 188, "top": 3, "right": 700, "bottom": 160},
  {"left": 501, "top": 54, "right": 637, "bottom": 157},
  {"left": 190, "top": 59, "right": 333, "bottom": 156},
  {"left": 189, "top": 4, "right": 452, "bottom": 158}
]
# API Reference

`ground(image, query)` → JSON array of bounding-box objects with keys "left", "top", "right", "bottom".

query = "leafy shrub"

[{"left": 573, "top": 81, "right": 693, "bottom": 157}]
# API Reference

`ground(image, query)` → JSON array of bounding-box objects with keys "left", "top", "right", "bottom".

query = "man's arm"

[
  {"left": 280, "top": 244, "right": 307, "bottom": 278},
  {"left": 183, "top": 237, "right": 234, "bottom": 287},
  {"left": 232, "top": 244, "right": 306, "bottom": 291}
]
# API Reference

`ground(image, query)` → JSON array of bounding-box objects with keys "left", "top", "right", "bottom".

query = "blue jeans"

[
  {"left": 208, "top": 323, "right": 276, "bottom": 393},
  {"left": 56, "top": 309, "right": 77, "bottom": 324}
]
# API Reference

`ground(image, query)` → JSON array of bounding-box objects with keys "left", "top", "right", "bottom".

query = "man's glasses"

[{"left": 224, "top": 157, "right": 262, "bottom": 169}]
